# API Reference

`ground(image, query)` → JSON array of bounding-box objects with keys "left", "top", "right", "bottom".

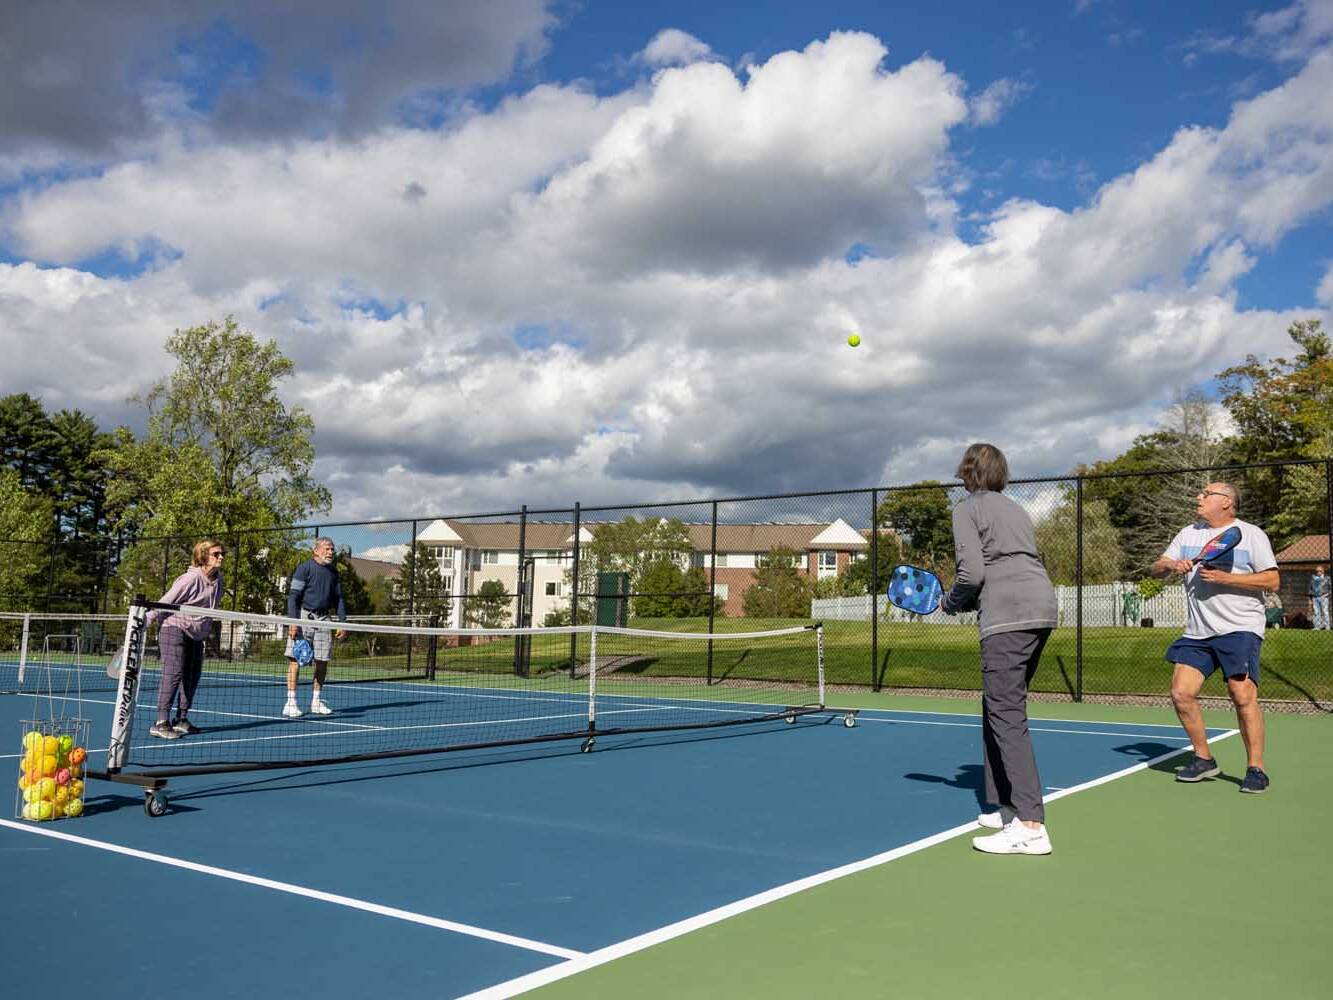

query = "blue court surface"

[{"left": 1, "top": 684, "right": 1229, "bottom": 999}]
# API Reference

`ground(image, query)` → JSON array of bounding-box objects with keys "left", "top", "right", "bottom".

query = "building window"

[
  {"left": 818, "top": 551, "right": 838, "bottom": 573},
  {"left": 714, "top": 553, "right": 727, "bottom": 568},
  {"left": 714, "top": 584, "right": 729, "bottom": 600},
  {"left": 544, "top": 581, "right": 560, "bottom": 597},
  {"left": 482, "top": 550, "right": 499, "bottom": 564}
]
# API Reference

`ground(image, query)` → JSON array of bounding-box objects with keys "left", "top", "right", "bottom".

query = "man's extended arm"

[
  {"left": 1151, "top": 555, "right": 1191, "bottom": 578},
  {"left": 1196, "top": 567, "right": 1280, "bottom": 592}
]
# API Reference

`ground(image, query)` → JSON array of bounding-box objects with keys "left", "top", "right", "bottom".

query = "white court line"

[
  {"left": 0, "top": 817, "right": 583, "bottom": 961},
  {"left": 842, "top": 705, "right": 1192, "bottom": 729},
  {"left": 853, "top": 715, "right": 1198, "bottom": 741},
  {"left": 456, "top": 728, "right": 1241, "bottom": 1000}
]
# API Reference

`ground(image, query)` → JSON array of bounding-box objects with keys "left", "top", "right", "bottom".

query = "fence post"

[
  {"left": 1326, "top": 460, "right": 1332, "bottom": 581},
  {"left": 516, "top": 505, "right": 528, "bottom": 627},
  {"left": 870, "top": 488, "right": 880, "bottom": 691},
  {"left": 569, "top": 502, "right": 581, "bottom": 676},
  {"left": 514, "top": 505, "right": 529, "bottom": 677},
  {"left": 232, "top": 532, "right": 244, "bottom": 611},
  {"left": 99, "top": 533, "right": 116, "bottom": 614},
  {"left": 406, "top": 519, "right": 418, "bottom": 675},
  {"left": 707, "top": 500, "right": 718, "bottom": 685},
  {"left": 44, "top": 537, "right": 58, "bottom": 613},
  {"left": 1075, "top": 475, "right": 1084, "bottom": 702}
]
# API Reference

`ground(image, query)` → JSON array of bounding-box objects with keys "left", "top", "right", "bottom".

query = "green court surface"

[{"left": 524, "top": 695, "right": 1331, "bottom": 1000}]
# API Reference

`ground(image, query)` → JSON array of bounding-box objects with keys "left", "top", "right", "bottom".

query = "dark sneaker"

[
  {"left": 1239, "top": 767, "right": 1270, "bottom": 794},
  {"left": 1175, "top": 754, "right": 1221, "bottom": 782},
  {"left": 172, "top": 719, "right": 201, "bottom": 735},
  {"left": 149, "top": 722, "right": 181, "bottom": 740}
]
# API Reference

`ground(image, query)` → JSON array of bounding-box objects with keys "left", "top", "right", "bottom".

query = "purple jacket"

[{"left": 149, "top": 567, "right": 224, "bottom": 640}]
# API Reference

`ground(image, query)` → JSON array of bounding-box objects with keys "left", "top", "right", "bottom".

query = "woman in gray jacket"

[{"left": 941, "top": 443, "right": 1057, "bottom": 856}]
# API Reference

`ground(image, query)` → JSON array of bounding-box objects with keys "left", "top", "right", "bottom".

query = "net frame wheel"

[
  {"left": 843, "top": 712, "right": 857, "bottom": 729},
  {"left": 144, "top": 790, "right": 169, "bottom": 817},
  {"left": 785, "top": 711, "right": 797, "bottom": 725},
  {"left": 580, "top": 737, "right": 595, "bottom": 753}
]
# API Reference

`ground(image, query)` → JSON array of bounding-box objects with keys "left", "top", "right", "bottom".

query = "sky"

[{"left": 1, "top": 0, "right": 1331, "bottom": 533}]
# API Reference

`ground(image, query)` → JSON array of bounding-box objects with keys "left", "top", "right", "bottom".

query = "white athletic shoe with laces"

[
  {"left": 977, "top": 812, "right": 1004, "bottom": 830},
  {"left": 972, "top": 819, "right": 1052, "bottom": 855},
  {"left": 310, "top": 699, "right": 333, "bottom": 716},
  {"left": 282, "top": 702, "right": 302, "bottom": 718}
]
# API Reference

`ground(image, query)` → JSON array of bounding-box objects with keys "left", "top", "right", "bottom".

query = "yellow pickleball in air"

[{"left": 847, "top": 333, "right": 861, "bottom": 347}]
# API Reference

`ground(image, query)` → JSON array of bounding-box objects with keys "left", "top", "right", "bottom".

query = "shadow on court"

[
  {"left": 1113, "top": 740, "right": 1182, "bottom": 763},
  {"left": 157, "top": 715, "right": 838, "bottom": 809},
  {"left": 902, "top": 763, "right": 986, "bottom": 807}
]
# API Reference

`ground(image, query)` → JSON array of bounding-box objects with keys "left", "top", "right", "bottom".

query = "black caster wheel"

[
  {"left": 580, "top": 737, "right": 595, "bottom": 753},
  {"left": 144, "top": 791, "right": 169, "bottom": 817},
  {"left": 843, "top": 713, "right": 857, "bottom": 729}
]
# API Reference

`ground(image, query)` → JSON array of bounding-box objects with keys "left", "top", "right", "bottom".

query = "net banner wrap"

[{"left": 107, "top": 602, "right": 150, "bottom": 770}]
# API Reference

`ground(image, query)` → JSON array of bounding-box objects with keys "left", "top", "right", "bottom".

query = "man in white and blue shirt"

[
  {"left": 1152, "top": 482, "right": 1279, "bottom": 794},
  {"left": 283, "top": 537, "right": 348, "bottom": 718}
]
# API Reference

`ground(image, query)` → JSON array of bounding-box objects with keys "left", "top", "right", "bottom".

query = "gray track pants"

[
  {"left": 157, "top": 625, "right": 205, "bottom": 722},
  {"left": 981, "top": 628, "right": 1051, "bottom": 824}
]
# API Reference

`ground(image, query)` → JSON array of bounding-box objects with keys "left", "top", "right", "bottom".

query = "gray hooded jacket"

[{"left": 942, "top": 490, "right": 1057, "bottom": 638}]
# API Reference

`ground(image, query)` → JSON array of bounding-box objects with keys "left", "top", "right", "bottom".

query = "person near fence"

[
  {"left": 1309, "top": 566, "right": 1330, "bottom": 630},
  {"left": 1121, "top": 587, "right": 1141, "bottom": 627},
  {"left": 940, "top": 443, "right": 1058, "bottom": 856},
  {"left": 283, "top": 536, "right": 348, "bottom": 717},
  {"left": 146, "top": 540, "right": 225, "bottom": 739},
  {"left": 1152, "top": 482, "right": 1279, "bottom": 794}
]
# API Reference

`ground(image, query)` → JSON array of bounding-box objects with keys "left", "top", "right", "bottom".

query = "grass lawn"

[{"left": 626, "top": 617, "right": 1333, "bottom": 704}]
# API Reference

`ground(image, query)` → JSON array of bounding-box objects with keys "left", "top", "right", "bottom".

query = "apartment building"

[{"left": 409, "top": 517, "right": 874, "bottom": 626}]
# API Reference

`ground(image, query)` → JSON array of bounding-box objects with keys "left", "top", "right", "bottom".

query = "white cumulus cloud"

[{"left": 1, "top": 29, "right": 1330, "bottom": 520}]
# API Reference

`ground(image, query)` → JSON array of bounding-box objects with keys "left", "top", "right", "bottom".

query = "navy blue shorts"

[{"left": 1166, "top": 632, "right": 1262, "bottom": 686}]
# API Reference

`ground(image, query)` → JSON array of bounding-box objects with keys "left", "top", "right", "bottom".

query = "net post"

[
  {"left": 107, "top": 596, "right": 150, "bottom": 771},
  {"left": 814, "top": 622, "right": 826, "bottom": 707},
  {"left": 587, "top": 624, "right": 598, "bottom": 733},
  {"left": 18, "top": 613, "right": 30, "bottom": 685}
]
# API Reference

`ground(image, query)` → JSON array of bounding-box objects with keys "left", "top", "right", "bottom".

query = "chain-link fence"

[{"left": 3, "top": 459, "right": 1329, "bottom": 708}]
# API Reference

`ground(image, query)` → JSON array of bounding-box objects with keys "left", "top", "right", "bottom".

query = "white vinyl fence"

[{"left": 813, "top": 582, "right": 1187, "bottom": 628}]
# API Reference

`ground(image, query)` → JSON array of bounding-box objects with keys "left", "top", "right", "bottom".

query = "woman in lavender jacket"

[{"left": 146, "top": 540, "right": 225, "bottom": 739}]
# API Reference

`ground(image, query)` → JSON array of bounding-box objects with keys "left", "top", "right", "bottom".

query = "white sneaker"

[
  {"left": 977, "top": 812, "right": 1004, "bottom": 830},
  {"left": 972, "top": 819, "right": 1052, "bottom": 855},
  {"left": 282, "top": 702, "right": 302, "bottom": 718},
  {"left": 310, "top": 699, "right": 332, "bottom": 716}
]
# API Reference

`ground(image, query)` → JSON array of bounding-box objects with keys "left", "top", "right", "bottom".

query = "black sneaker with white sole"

[
  {"left": 1175, "top": 754, "right": 1221, "bottom": 782},
  {"left": 1239, "top": 767, "right": 1270, "bottom": 794}
]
